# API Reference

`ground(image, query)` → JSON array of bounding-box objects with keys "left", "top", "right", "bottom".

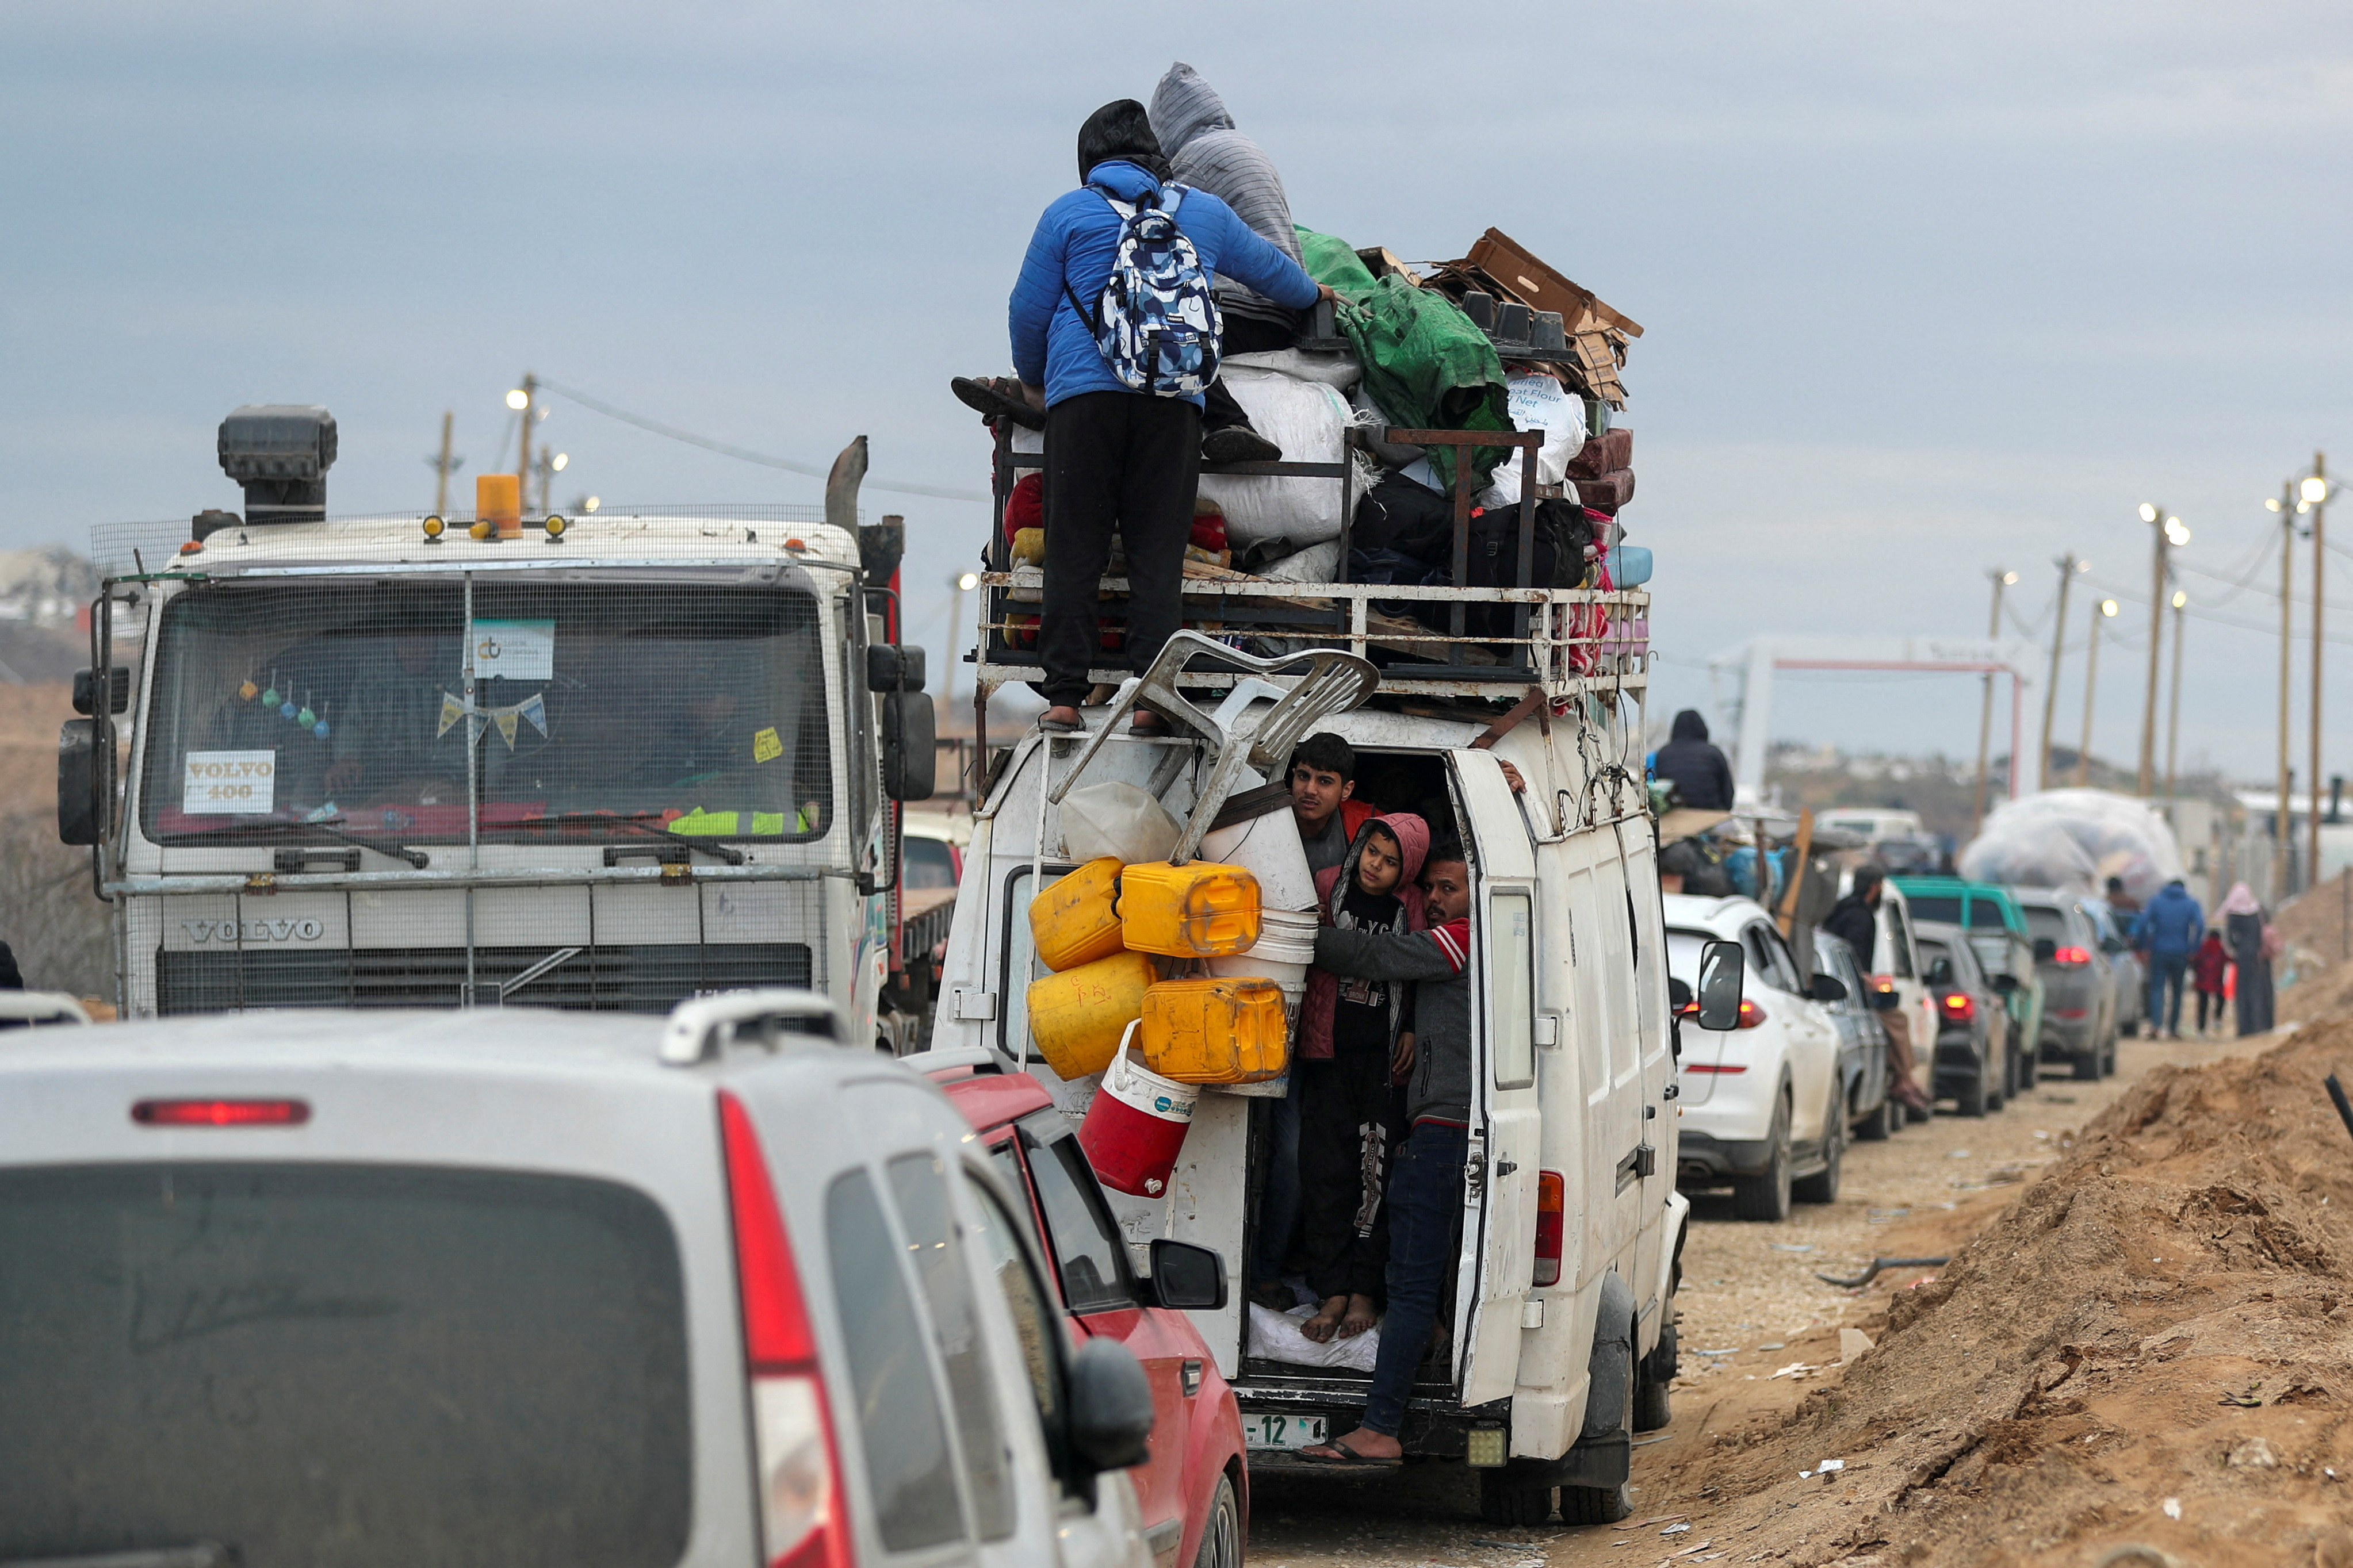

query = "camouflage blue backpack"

[{"left": 1064, "top": 183, "right": 1223, "bottom": 398}]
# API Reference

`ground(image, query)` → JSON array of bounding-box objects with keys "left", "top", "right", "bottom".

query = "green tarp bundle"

[{"left": 1296, "top": 227, "right": 1511, "bottom": 492}]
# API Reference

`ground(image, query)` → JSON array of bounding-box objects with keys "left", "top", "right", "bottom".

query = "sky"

[{"left": 5, "top": 0, "right": 2348, "bottom": 789}]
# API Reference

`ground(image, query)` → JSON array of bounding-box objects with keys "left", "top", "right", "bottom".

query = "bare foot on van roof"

[
  {"left": 1300, "top": 1295, "right": 1348, "bottom": 1343},
  {"left": 1338, "top": 1293, "right": 1378, "bottom": 1338}
]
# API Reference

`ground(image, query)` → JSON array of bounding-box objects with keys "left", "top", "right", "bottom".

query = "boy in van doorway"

[
  {"left": 1290, "top": 732, "right": 1375, "bottom": 874},
  {"left": 1295, "top": 814, "right": 1430, "bottom": 1342},
  {"left": 1299, "top": 843, "right": 1474, "bottom": 1466}
]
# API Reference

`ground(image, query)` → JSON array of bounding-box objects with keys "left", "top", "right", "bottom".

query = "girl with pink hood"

[{"left": 1291, "top": 812, "right": 1429, "bottom": 1342}]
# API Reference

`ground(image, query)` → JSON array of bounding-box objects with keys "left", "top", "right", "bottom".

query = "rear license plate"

[{"left": 1243, "top": 1413, "right": 1327, "bottom": 1450}]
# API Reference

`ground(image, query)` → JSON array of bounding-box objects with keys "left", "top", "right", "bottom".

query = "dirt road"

[{"left": 1246, "top": 1026, "right": 2312, "bottom": 1568}]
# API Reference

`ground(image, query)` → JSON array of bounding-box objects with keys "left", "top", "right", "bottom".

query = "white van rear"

[{"left": 928, "top": 700, "right": 1686, "bottom": 1526}]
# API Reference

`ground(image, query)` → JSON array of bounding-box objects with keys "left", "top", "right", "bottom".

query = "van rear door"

[{"left": 1448, "top": 749, "right": 1541, "bottom": 1408}]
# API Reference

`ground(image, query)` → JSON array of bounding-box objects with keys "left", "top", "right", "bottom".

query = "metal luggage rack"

[{"left": 973, "top": 423, "right": 1650, "bottom": 703}]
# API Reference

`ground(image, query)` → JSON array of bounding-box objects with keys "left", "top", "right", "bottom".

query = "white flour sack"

[{"left": 1194, "top": 369, "right": 1353, "bottom": 545}]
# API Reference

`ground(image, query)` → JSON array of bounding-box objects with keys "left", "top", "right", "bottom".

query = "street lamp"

[
  {"left": 2165, "top": 589, "right": 2187, "bottom": 797},
  {"left": 505, "top": 388, "right": 530, "bottom": 411},
  {"left": 2075, "top": 597, "right": 2118, "bottom": 788}
]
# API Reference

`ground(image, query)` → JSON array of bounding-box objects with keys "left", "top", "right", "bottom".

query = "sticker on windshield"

[
  {"left": 183, "top": 750, "right": 276, "bottom": 814},
  {"left": 472, "top": 619, "right": 555, "bottom": 681},
  {"left": 752, "top": 726, "right": 782, "bottom": 764}
]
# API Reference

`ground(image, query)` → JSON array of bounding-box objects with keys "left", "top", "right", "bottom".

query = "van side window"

[
  {"left": 1019, "top": 1118, "right": 1137, "bottom": 1313},
  {"left": 1489, "top": 890, "right": 1536, "bottom": 1089},
  {"left": 965, "top": 1172, "right": 1074, "bottom": 1486},
  {"left": 824, "top": 1167, "right": 966, "bottom": 1551},
  {"left": 888, "top": 1152, "right": 1017, "bottom": 1542}
]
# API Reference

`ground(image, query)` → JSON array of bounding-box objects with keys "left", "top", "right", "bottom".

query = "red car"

[{"left": 927, "top": 1048, "right": 1248, "bottom": 1568}]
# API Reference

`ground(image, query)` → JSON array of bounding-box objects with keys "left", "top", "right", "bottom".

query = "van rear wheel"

[
  {"left": 1477, "top": 1472, "right": 1556, "bottom": 1525},
  {"left": 1632, "top": 1320, "right": 1676, "bottom": 1433},
  {"left": 1730, "top": 1092, "right": 1792, "bottom": 1222}
]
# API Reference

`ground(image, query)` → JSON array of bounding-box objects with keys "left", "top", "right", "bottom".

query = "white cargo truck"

[
  {"left": 925, "top": 421, "right": 1744, "bottom": 1526},
  {"left": 60, "top": 405, "right": 942, "bottom": 1042}
]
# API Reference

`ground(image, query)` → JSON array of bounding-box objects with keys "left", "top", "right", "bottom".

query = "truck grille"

[{"left": 155, "top": 942, "right": 812, "bottom": 1015}]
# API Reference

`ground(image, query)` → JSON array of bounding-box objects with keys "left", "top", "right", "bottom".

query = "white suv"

[
  {"left": 0, "top": 992, "right": 1179, "bottom": 1568},
  {"left": 1664, "top": 895, "right": 1849, "bottom": 1221}
]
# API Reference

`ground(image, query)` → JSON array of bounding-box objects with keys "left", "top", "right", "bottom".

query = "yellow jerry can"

[
  {"left": 1118, "top": 860, "right": 1261, "bottom": 958},
  {"left": 1029, "top": 857, "right": 1127, "bottom": 973},
  {"left": 1138, "top": 976, "right": 1289, "bottom": 1084},
  {"left": 1026, "top": 949, "right": 1156, "bottom": 1081}
]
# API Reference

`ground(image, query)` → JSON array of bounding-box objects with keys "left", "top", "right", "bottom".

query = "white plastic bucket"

[
  {"left": 1200, "top": 810, "right": 1315, "bottom": 914},
  {"left": 1208, "top": 905, "right": 1318, "bottom": 986}
]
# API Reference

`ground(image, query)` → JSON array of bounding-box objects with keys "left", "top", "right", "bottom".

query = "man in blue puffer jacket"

[
  {"left": 2131, "top": 878, "right": 2204, "bottom": 1040},
  {"left": 1005, "top": 99, "right": 1329, "bottom": 730}
]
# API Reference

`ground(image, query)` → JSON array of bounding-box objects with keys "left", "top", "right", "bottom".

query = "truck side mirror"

[
  {"left": 1695, "top": 940, "right": 1744, "bottom": 1032},
  {"left": 866, "top": 643, "right": 927, "bottom": 693},
  {"left": 1808, "top": 971, "right": 1849, "bottom": 1004},
  {"left": 73, "top": 667, "right": 130, "bottom": 715},
  {"left": 1147, "top": 1240, "right": 1226, "bottom": 1311},
  {"left": 1066, "top": 1337, "right": 1156, "bottom": 1473},
  {"left": 1866, "top": 986, "right": 1900, "bottom": 1011},
  {"left": 882, "top": 691, "right": 936, "bottom": 801},
  {"left": 57, "top": 719, "right": 102, "bottom": 845},
  {"left": 2033, "top": 937, "right": 2058, "bottom": 963}
]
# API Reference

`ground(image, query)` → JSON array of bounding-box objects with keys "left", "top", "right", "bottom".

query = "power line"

[{"left": 534, "top": 377, "right": 989, "bottom": 503}]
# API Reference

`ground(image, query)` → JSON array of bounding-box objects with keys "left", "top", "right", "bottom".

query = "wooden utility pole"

[
  {"left": 2310, "top": 451, "right": 2328, "bottom": 898},
  {"left": 2076, "top": 596, "right": 2107, "bottom": 788},
  {"left": 428, "top": 411, "right": 461, "bottom": 516},
  {"left": 2275, "top": 482, "right": 2295, "bottom": 899},
  {"left": 2039, "top": 553, "right": 2079, "bottom": 787},
  {"left": 1972, "top": 568, "right": 2013, "bottom": 833},
  {"left": 2164, "top": 590, "right": 2186, "bottom": 797},
  {"left": 516, "top": 373, "right": 538, "bottom": 512}
]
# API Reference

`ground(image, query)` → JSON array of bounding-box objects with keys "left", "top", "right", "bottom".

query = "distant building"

[{"left": 0, "top": 547, "right": 98, "bottom": 628}]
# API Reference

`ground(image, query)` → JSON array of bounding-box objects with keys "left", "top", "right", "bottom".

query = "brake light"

[
  {"left": 133, "top": 1098, "right": 309, "bottom": 1126},
  {"left": 2053, "top": 946, "right": 2091, "bottom": 966},
  {"left": 720, "top": 1092, "right": 850, "bottom": 1568},
  {"left": 1939, "top": 992, "right": 1976, "bottom": 1023},
  {"left": 1736, "top": 998, "right": 1766, "bottom": 1029},
  {"left": 1533, "top": 1171, "right": 1565, "bottom": 1287}
]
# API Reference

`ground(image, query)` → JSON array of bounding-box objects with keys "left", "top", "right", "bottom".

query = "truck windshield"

[{"left": 140, "top": 580, "right": 833, "bottom": 844}]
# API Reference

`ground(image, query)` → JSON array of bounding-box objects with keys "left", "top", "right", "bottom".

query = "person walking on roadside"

[
  {"left": 2192, "top": 928, "right": 2229, "bottom": 1037},
  {"left": 2131, "top": 877, "right": 2204, "bottom": 1039},
  {"left": 1652, "top": 709, "right": 1736, "bottom": 810},
  {"left": 2218, "top": 882, "right": 2273, "bottom": 1035},
  {"left": 1822, "top": 866, "right": 1931, "bottom": 1113},
  {"left": 1005, "top": 99, "right": 1330, "bottom": 735}
]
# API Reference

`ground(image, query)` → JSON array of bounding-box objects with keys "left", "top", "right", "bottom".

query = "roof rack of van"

[{"left": 970, "top": 424, "right": 1648, "bottom": 706}]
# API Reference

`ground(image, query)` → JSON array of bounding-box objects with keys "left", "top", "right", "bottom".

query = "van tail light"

[
  {"left": 133, "top": 1098, "right": 309, "bottom": 1126},
  {"left": 2052, "top": 946, "right": 2091, "bottom": 966},
  {"left": 1532, "top": 1171, "right": 1565, "bottom": 1287},
  {"left": 720, "top": 1092, "right": 851, "bottom": 1568},
  {"left": 1939, "top": 992, "right": 1976, "bottom": 1023}
]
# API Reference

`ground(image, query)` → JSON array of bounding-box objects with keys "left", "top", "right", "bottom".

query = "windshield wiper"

[
  {"left": 4, "top": 1544, "right": 232, "bottom": 1568},
  {"left": 161, "top": 818, "right": 430, "bottom": 869},
  {"left": 504, "top": 811, "right": 747, "bottom": 865}
]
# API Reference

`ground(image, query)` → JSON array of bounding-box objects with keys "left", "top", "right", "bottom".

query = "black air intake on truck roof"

[{"left": 218, "top": 404, "right": 337, "bottom": 525}]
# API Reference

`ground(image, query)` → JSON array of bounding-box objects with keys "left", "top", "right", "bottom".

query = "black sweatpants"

[
  {"left": 1037, "top": 391, "right": 1201, "bottom": 707},
  {"left": 1298, "top": 1048, "right": 1392, "bottom": 1302},
  {"left": 1200, "top": 313, "right": 1295, "bottom": 434}
]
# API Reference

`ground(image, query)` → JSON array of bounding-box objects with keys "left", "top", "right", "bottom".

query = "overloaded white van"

[{"left": 928, "top": 613, "right": 1739, "bottom": 1526}]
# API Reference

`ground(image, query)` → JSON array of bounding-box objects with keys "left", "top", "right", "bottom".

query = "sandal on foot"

[
  {"left": 1296, "top": 1437, "right": 1402, "bottom": 1468},
  {"left": 1038, "top": 711, "right": 1085, "bottom": 734},
  {"left": 951, "top": 375, "right": 1044, "bottom": 431}
]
